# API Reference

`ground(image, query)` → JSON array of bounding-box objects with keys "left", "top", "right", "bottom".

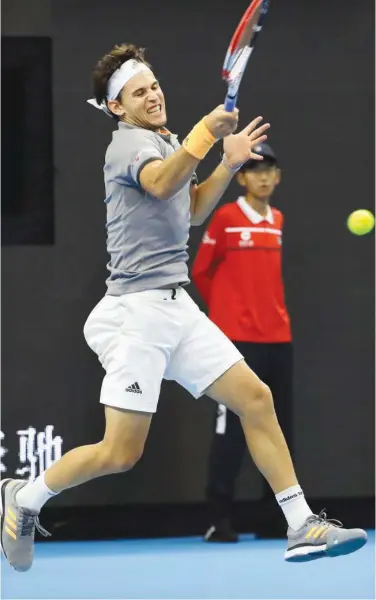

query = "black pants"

[{"left": 206, "top": 341, "right": 293, "bottom": 524}]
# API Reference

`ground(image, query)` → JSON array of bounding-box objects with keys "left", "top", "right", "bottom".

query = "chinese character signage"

[{"left": 0, "top": 426, "right": 63, "bottom": 480}]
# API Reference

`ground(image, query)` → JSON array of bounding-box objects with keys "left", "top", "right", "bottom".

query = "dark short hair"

[{"left": 92, "top": 43, "right": 152, "bottom": 120}]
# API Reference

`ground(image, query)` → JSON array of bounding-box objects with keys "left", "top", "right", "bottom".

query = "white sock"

[
  {"left": 275, "top": 484, "right": 313, "bottom": 531},
  {"left": 16, "top": 474, "right": 59, "bottom": 513}
]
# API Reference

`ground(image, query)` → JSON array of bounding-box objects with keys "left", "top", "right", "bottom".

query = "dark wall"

[{"left": 2, "top": 0, "right": 374, "bottom": 506}]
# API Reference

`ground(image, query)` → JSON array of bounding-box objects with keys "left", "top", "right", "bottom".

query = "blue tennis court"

[{"left": 2, "top": 531, "right": 374, "bottom": 599}]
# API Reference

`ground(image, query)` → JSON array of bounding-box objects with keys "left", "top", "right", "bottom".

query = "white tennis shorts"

[{"left": 83, "top": 287, "right": 243, "bottom": 413}]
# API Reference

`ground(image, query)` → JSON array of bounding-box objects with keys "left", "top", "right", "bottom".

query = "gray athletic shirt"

[{"left": 104, "top": 122, "right": 196, "bottom": 295}]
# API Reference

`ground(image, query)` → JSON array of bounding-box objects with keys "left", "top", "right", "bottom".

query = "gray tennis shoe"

[
  {"left": 0, "top": 478, "right": 50, "bottom": 572},
  {"left": 285, "top": 510, "right": 367, "bottom": 562}
]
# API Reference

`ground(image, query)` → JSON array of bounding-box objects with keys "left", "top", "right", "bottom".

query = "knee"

[
  {"left": 238, "top": 380, "right": 274, "bottom": 420},
  {"left": 98, "top": 440, "right": 144, "bottom": 475}
]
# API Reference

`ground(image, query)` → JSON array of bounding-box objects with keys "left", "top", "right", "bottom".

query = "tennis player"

[{"left": 0, "top": 43, "right": 367, "bottom": 572}]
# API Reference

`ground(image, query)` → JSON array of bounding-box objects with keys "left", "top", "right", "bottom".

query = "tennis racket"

[{"left": 222, "top": 0, "right": 269, "bottom": 112}]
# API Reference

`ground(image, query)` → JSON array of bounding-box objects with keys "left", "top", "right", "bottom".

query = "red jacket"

[{"left": 192, "top": 197, "right": 292, "bottom": 343}]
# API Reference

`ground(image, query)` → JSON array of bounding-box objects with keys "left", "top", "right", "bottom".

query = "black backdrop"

[{"left": 1, "top": 0, "right": 374, "bottom": 516}]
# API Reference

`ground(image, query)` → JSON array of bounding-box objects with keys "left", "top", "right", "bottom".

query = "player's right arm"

[
  {"left": 192, "top": 209, "right": 226, "bottom": 305},
  {"left": 139, "top": 106, "right": 239, "bottom": 200},
  {"left": 139, "top": 148, "right": 199, "bottom": 200}
]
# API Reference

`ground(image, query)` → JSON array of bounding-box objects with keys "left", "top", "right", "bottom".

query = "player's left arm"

[{"left": 190, "top": 117, "right": 269, "bottom": 226}]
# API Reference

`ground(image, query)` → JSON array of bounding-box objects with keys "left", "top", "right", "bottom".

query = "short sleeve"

[
  {"left": 127, "top": 130, "right": 164, "bottom": 184},
  {"left": 107, "top": 129, "right": 164, "bottom": 186}
]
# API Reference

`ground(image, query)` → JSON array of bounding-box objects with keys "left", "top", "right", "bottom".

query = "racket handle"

[{"left": 224, "top": 95, "right": 237, "bottom": 112}]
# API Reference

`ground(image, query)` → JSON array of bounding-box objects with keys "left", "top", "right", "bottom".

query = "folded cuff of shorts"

[{"left": 100, "top": 395, "right": 157, "bottom": 414}]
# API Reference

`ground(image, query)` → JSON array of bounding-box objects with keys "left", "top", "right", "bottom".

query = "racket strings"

[
  {"left": 222, "top": 0, "right": 269, "bottom": 108},
  {"left": 226, "top": 47, "right": 253, "bottom": 83}
]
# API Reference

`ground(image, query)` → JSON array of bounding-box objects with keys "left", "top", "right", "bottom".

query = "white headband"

[{"left": 87, "top": 59, "right": 152, "bottom": 117}]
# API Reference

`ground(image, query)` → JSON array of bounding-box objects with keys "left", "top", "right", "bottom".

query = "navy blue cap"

[{"left": 239, "top": 142, "right": 278, "bottom": 171}]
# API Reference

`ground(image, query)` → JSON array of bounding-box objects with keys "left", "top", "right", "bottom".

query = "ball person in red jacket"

[{"left": 192, "top": 142, "right": 293, "bottom": 542}]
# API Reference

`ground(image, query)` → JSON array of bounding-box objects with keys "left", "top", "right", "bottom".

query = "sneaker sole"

[
  {"left": 285, "top": 536, "right": 368, "bottom": 563},
  {"left": 0, "top": 479, "right": 13, "bottom": 564},
  {"left": 327, "top": 536, "right": 368, "bottom": 558},
  {"left": 285, "top": 543, "right": 327, "bottom": 562}
]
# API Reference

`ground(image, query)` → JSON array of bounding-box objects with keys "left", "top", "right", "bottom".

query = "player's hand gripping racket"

[{"left": 222, "top": 0, "right": 269, "bottom": 112}]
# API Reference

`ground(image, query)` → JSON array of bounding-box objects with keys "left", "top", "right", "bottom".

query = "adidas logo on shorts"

[{"left": 125, "top": 382, "right": 143, "bottom": 394}]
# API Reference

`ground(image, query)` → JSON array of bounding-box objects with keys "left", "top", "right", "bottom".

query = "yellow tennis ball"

[{"left": 347, "top": 210, "right": 375, "bottom": 236}]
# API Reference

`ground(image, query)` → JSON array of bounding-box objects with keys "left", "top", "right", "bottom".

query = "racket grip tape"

[
  {"left": 182, "top": 119, "right": 218, "bottom": 160},
  {"left": 224, "top": 95, "right": 237, "bottom": 112}
]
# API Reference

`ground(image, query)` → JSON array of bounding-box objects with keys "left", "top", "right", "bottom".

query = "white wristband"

[{"left": 221, "top": 155, "right": 241, "bottom": 174}]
